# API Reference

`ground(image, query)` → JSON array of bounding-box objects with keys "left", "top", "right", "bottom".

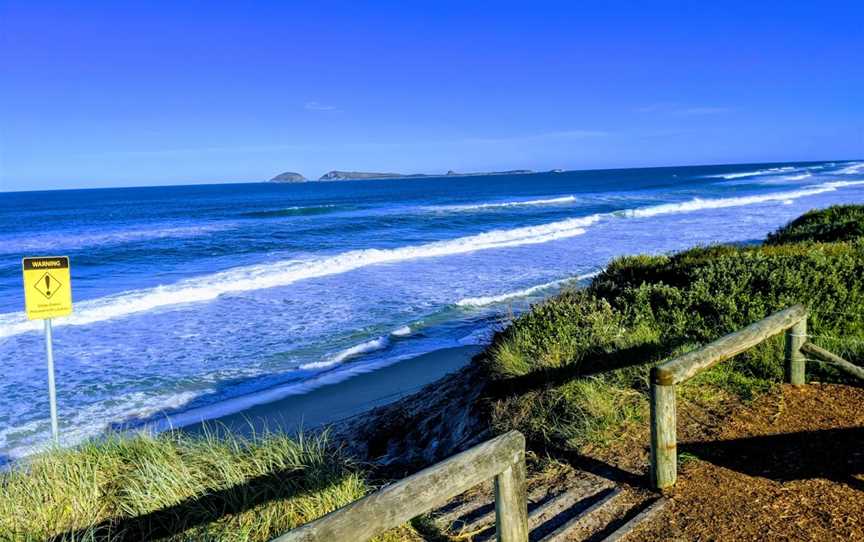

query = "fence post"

[
  {"left": 650, "top": 367, "right": 676, "bottom": 490},
  {"left": 785, "top": 316, "right": 807, "bottom": 386},
  {"left": 493, "top": 447, "right": 529, "bottom": 542}
]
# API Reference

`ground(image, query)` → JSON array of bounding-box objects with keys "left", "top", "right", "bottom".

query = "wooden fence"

[
  {"left": 649, "top": 304, "right": 810, "bottom": 489},
  {"left": 647, "top": 303, "right": 864, "bottom": 489},
  {"left": 272, "top": 430, "right": 528, "bottom": 542}
]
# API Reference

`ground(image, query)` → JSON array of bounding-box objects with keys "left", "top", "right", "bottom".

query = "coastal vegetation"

[
  {"left": 766, "top": 203, "right": 864, "bottom": 245},
  {"left": 4, "top": 204, "right": 864, "bottom": 540},
  {"left": 0, "top": 430, "right": 416, "bottom": 542},
  {"left": 487, "top": 204, "right": 864, "bottom": 453}
]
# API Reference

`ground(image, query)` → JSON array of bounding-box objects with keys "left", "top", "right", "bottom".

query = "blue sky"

[{"left": 1, "top": 1, "right": 862, "bottom": 190}]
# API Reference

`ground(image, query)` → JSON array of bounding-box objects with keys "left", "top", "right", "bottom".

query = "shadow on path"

[{"left": 680, "top": 426, "right": 864, "bottom": 491}]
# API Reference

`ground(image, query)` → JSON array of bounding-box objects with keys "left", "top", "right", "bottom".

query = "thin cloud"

[{"left": 304, "top": 101, "right": 339, "bottom": 112}]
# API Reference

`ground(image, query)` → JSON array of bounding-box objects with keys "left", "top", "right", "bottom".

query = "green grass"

[
  {"left": 487, "top": 205, "right": 864, "bottom": 452},
  {"left": 0, "top": 429, "right": 417, "bottom": 542}
]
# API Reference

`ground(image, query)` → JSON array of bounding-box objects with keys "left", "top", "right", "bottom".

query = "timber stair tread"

[
  {"left": 594, "top": 497, "right": 667, "bottom": 542},
  {"left": 536, "top": 487, "right": 623, "bottom": 542},
  {"left": 432, "top": 480, "right": 663, "bottom": 542}
]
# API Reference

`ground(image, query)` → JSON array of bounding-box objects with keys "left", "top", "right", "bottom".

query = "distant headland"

[{"left": 269, "top": 169, "right": 552, "bottom": 182}]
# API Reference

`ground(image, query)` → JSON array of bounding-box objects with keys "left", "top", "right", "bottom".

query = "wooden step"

[
  {"left": 597, "top": 497, "right": 667, "bottom": 542},
  {"left": 434, "top": 481, "right": 552, "bottom": 534},
  {"left": 537, "top": 487, "right": 623, "bottom": 542},
  {"left": 442, "top": 483, "right": 619, "bottom": 542},
  {"left": 527, "top": 485, "right": 604, "bottom": 529}
]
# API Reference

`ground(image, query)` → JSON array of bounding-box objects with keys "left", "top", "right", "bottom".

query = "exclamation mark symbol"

[{"left": 45, "top": 275, "right": 51, "bottom": 297}]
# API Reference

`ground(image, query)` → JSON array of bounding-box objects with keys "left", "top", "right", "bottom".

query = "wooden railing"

[
  {"left": 272, "top": 430, "right": 528, "bottom": 542},
  {"left": 649, "top": 304, "right": 808, "bottom": 489}
]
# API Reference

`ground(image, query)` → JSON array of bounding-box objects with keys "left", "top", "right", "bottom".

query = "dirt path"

[{"left": 632, "top": 383, "right": 864, "bottom": 541}]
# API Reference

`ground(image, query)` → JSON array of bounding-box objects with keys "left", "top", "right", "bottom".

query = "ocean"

[{"left": 1, "top": 159, "right": 863, "bottom": 462}]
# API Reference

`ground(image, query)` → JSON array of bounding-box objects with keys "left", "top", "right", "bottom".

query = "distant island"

[
  {"left": 269, "top": 172, "right": 307, "bottom": 183},
  {"left": 319, "top": 170, "right": 413, "bottom": 181},
  {"left": 269, "top": 169, "right": 546, "bottom": 182}
]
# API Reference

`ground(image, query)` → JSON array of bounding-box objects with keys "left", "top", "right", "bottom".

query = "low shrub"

[{"left": 488, "top": 205, "right": 864, "bottom": 451}]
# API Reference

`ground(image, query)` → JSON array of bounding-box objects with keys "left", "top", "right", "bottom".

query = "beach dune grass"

[
  {"left": 487, "top": 204, "right": 864, "bottom": 451},
  {"left": 0, "top": 429, "right": 415, "bottom": 541}
]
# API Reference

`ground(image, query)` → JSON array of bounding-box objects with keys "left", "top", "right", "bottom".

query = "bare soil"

[{"left": 631, "top": 383, "right": 864, "bottom": 541}]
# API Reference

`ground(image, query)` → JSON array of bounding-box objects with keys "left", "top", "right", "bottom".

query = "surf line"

[{"left": 1, "top": 179, "right": 863, "bottom": 339}]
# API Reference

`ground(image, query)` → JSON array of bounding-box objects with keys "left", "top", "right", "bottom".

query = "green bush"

[
  {"left": 766, "top": 204, "right": 864, "bottom": 245},
  {"left": 488, "top": 206, "right": 864, "bottom": 451}
]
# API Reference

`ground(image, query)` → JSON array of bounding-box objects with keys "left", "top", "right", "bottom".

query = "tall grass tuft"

[{"left": 0, "top": 429, "right": 372, "bottom": 541}]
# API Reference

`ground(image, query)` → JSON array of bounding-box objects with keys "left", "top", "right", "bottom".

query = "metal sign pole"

[{"left": 44, "top": 318, "right": 59, "bottom": 443}]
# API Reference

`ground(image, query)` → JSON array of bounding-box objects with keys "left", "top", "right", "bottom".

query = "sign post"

[
  {"left": 44, "top": 318, "right": 59, "bottom": 440},
  {"left": 22, "top": 256, "right": 73, "bottom": 444}
]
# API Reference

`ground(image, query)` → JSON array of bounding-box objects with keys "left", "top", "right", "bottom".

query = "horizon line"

[{"left": 1, "top": 157, "right": 860, "bottom": 194}]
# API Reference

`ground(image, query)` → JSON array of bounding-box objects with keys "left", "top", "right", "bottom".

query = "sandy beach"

[{"left": 183, "top": 345, "right": 483, "bottom": 438}]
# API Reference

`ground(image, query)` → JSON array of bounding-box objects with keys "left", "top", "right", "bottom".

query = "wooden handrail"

[
  {"left": 802, "top": 342, "right": 864, "bottom": 381},
  {"left": 654, "top": 304, "right": 808, "bottom": 385},
  {"left": 272, "top": 430, "right": 528, "bottom": 542},
  {"left": 650, "top": 305, "right": 808, "bottom": 489}
]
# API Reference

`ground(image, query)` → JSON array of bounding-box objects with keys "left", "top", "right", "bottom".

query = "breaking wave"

[
  {"left": 299, "top": 336, "right": 390, "bottom": 370},
  {"left": 0, "top": 215, "right": 600, "bottom": 339},
  {"left": 622, "top": 181, "right": 864, "bottom": 219},
  {"left": 838, "top": 162, "right": 864, "bottom": 175},
  {"left": 456, "top": 271, "right": 601, "bottom": 307},
  {"left": 432, "top": 195, "right": 578, "bottom": 212},
  {"left": 710, "top": 166, "right": 796, "bottom": 180}
]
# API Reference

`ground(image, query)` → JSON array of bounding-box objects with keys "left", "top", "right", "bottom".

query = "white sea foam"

[
  {"left": 299, "top": 336, "right": 390, "bottom": 370},
  {"left": 711, "top": 166, "right": 796, "bottom": 180},
  {"left": 456, "top": 271, "right": 601, "bottom": 308},
  {"left": 838, "top": 162, "right": 864, "bottom": 175},
  {"left": 623, "top": 181, "right": 864, "bottom": 219},
  {"left": 0, "top": 215, "right": 600, "bottom": 340},
  {"left": 781, "top": 173, "right": 812, "bottom": 181},
  {"left": 433, "top": 195, "right": 578, "bottom": 212},
  {"left": 390, "top": 325, "right": 412, "bottom": 337}
]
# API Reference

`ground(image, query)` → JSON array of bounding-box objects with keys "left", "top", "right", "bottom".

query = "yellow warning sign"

[{"left": 23, "top": 256, "right": 73, "bottom": 320}]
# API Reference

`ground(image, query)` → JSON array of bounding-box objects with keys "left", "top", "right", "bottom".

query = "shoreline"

[{"left": 181, "top": 344, "right": 483, "bottom": 439}]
